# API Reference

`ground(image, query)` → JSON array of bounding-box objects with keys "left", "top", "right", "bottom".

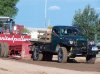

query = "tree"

[
  {"left": 0, "top": 0, "right": 19, "bottom": 17},
  {"left": 73, "top": 5, "right": 100, "bottom": 41},
  {"left": 96, "top": 18, "right": 100, "bottom": 41},
  {"left": 22, "top": 28, "right": 30, "bottom": 34}
]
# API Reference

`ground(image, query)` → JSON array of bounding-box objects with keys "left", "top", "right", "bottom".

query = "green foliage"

[
  {"left": 22, "top": 28, "right": 30, "bottom": 34},
  {"left": 0, "top": 0, "right": 19, "bottom": 17},
  {"left": 48, "top": 25, "right": 52, "bottom": 29},
  {"left": 96, "top": 19, "right": 100, "bottom": 40},
  {"left": 73, "top": 5, "right": 100, "bottom": 40}
]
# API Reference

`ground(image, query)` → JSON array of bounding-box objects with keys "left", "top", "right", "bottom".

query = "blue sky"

[{"left": 15, "top": 0, "right": 100, "bottom": 28}]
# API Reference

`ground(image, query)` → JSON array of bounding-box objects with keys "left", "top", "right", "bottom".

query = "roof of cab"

[
  {"left": 53, "top": 25, "right": 78, "bottom": 29},
  {"left": 0, "top": 16, "right": 13, "bottom": 20},
  {"left": 0, "top": 16, "right": 13, "bottom": 22}
]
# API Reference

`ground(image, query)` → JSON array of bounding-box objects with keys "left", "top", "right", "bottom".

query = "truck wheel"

[
  {"left": 43, "top": 52, "right": 53, "bottom": 61},
  {"left": 86, "top": 55, "right": 96, "bottom": 64},
  {"left": 0, "top": 43, "right": 2, "bottom": 57},
  {"left": 32, "top": 46, "right": 43, "bottom": 61},
  {"left": 0, "top": 43, "right": 5, "bottom": 57},
  {"left": 58, "top": 47, "right": 68, "bottom": 63},
  {"left": 3, "top": 43, "right": 9, "bottom": 57}
]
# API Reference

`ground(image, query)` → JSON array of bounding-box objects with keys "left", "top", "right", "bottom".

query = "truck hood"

[
  {"left": 62, "top": 35, "right": 87, "bottom": 41},
  {"left": 60, "top": 35, "right": 87, "bottom": 47}
]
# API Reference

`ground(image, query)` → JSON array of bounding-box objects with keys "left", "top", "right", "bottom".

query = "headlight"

[
  {"left": 69, "top": 40, "right": 74, "bottom": 44},
  {"left": 92, "top": 46, "right": 98, "bottom": 51}
]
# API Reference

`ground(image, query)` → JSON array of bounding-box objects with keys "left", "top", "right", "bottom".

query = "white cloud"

[{"left": 48, "top": 6, "right": 61, "bottom": 11}]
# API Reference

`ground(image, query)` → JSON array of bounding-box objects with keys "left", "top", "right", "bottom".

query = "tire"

[
  {"left": 43, "top": 52, "right": 53, "bottom": 61},
  {"left": 32, "top": 46, "right": 43, "bottom": 61},
  {"left": 3, "top": 43, "right": 9, "bottom": 57},
  {"left": 0, "top": 43, "right": 5, "bottom": 57},
  {"left": 86, "top": 55, "right": 96, "bottom": 64},
  {"left": 0, "top": 43, "right": 2, "bottom": 57},
  {"left": 58, "top": 47, "right": 68, "bottom": 63}
]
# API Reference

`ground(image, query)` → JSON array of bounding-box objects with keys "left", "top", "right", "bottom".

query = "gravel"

[{"left": 0, "top": 58, "right": 100, "bottom": 74}]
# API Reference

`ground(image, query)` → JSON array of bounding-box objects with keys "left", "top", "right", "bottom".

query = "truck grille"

[{"left": 77, "top": 40, "right": 87, "bottom": 47}]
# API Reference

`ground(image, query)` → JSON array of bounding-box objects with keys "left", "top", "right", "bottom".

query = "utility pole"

[{"left": 45, "top": 0, "right": 47, "bottom": 28}]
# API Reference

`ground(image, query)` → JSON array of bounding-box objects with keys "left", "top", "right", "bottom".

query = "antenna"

[{"left": 45, "top": 0, "right": 47, "bottom": 28}]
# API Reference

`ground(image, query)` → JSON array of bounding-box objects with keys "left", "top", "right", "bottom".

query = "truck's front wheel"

[
  {"left": 32, "top": 46, "right": 43, "bottom": 61},
  {"left": 58, "top": 47, "right": 68, "bottom": 63}
]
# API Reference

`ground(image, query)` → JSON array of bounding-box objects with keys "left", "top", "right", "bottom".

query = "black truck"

[{"left": 30, "top": 26, "right": 98, "bottom": 63}]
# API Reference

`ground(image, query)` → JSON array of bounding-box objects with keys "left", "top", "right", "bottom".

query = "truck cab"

[
  {"left": 0, "top": 16, "right": 15, "bottom": 34},
  {"left": 51, "top": 26, "right": 87, "bottom": 52},
  {"left": 31, "top": 26, "right": 98, "bottom": 63}
]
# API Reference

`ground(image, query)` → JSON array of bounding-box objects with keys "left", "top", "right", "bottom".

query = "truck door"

[{"left": 51, "top": 27, "right": 60, "bottom": 52}]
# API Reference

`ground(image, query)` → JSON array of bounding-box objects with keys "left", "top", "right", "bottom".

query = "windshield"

[
  {"left": 61, "top": 27, "right": 82, "bottom": 35},
  {"left": 0, "top": 17, "right": 14, "bottom": 33}
]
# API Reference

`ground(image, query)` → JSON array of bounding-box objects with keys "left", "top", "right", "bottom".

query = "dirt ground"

[{"left": 0, "top": 54, "right": 100, "bottom": 74}]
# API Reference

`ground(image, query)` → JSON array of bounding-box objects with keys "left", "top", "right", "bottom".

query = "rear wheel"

[
  {"left": 0, "top": 43, "right": 5, "bottom": 57},
  {"left": 86, "top": 54, "right": 96, "bottom": 64},
  {"left": 3, "top": 43, "right": 9, "bottom": 57},
  {"left": 32, "top": 46, "right": 43, "bottom": 61},
  {"left": 58, "top": 47, "right": 68, "bottom": 63}
]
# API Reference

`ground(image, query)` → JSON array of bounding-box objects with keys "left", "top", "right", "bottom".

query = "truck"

[
  {"left": 30, "top": 26, "right": 98, "bottom": 63},
  {"left": 0, "top": 16, "right": 31, "bottom": 58}
]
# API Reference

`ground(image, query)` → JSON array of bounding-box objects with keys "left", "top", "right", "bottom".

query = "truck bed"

[{"left": 30, "top": 29, "right": 52, "bottom": 43}]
